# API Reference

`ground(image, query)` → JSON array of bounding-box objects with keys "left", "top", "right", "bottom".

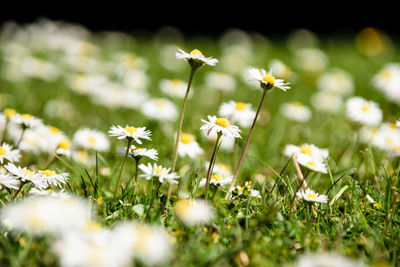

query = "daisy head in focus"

[
  {"left": 175, "top": 48, "right": 218, "bottom": 68},
  {"left": 0, "top": 143, "right": 21, "bottom": 164},
  {"left": 199, "top": 173, "right": 233, "bottom": 188},
  {"left": 139, "top": 163, "right": 180, "bottom": 184},
  {"left": 109, "top": 125, "right": 152, "bottom": 144},
  {"left": 345, "top": 96, "right": 382, "bottom": 127},
  {"left": 219, "top": 101, "right": 256, "bottom": 128},
  {"left": 128, "top": 145, "right": 158, "bottom": 161},
  {"left": 178, "top": 133, "right": 203, "bottom": 158},
  {"left": 247, "top": 68, "right": 290, "bottom": 91},
  {"left": 296, "top": 188, "right": 328, "bottom": 203},
  {"left": 200, "top": 115, "right": 241, "bottom": 139},
  {"left": 280, "top": 102, "right": 312, "bottom": 122},
  {"left": 173, "top": 198, "right": 214, "bottom": 226}
]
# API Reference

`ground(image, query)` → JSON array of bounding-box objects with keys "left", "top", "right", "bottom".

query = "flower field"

[{"left": 0, "top": 20, "right": 399, "bottom": 266}]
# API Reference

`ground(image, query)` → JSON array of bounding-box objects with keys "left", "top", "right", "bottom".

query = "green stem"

[
  {"left": 226, "top": 89, "right": 268, "bottom": 199},
  {"left": 16, "top": 127, "right": 26, "bottom": 149},
  {"left": 205, "top": 133, "right": 222, "bottom": 201},
  {"left": 1, "top": 119, "right": 9, "bottom": 144},
  {"left": 113, "top": 138, "right": 132, "bottom": 200}
]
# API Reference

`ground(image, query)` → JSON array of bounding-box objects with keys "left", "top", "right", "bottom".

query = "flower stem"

[
  {"left": 1, "top": 119, "right": 9, "bottom": 144},
  {"left": 114, "top": 138, "right": 132, "bottom": 200},
  {"left": 205, "top": 133, "right": 222, "bottom": 201},
  {"left": 171, "top": 66, "right": 197, "bottom": 173},
  {"left": 128, "top": 156, "right": 140, "bottom": 202},
  {"left": 16, "top": 127, "right": 26, "bottom": 149},
  {"left": 225, "top": 89, "right": 268, "bottom": 199}
]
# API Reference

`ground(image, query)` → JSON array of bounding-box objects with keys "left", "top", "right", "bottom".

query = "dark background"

[{"left": 0, "top": 4, "right": 397, "bottom": 37}]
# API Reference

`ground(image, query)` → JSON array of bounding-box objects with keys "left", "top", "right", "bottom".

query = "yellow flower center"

[
  {"left": 262, "top": 74, "right": 276, "bottom": 85},
  {"left": 215, "top": 118, "right": 230, "bottom": 128},
  {"left": 155, "top": 167, "right": 165, "bottom": 175},
  {"left": 58, "top": 139, "right": 71, "bottom": 150},
  {"left": 155, "top": 100, "right": 166, "bottom": 108},
  {"left": 4, "top": 108, "right": 17, "bottom": 119},
  {"left": 40, "top": 170, "right": 56, "bottom": 176},
  {"left": 306, "top": 193, "right": 317, "bottom": 199},
  {"left": 235, "top": 102, "right": 247, "bottom": 111},
  {"left": 87, "top": 136, "right": 97, "bottom": 144},
  {"left": 385, "top": 137, "right": 394, "bottom": 145},
  {"left": 361, "top": 103, "right": 370, "bottom": 112},
  {"left": 292, "top": 101, "right": 304, "bottom": 107},
  {"left": 190, "top": 49, "right": 203, "bottom": 56},
  {"left": 49, "top": 127, "right": 60, "bottom": 135},
  {"left": 211, "top": 174, "right": 223, "bottom": 181},
  {"left": 21, "top": 114, "right": 33, "bottom": 120},
  {"left": 84, "top": 220, "right": 102, "bottom": 233},
  {"left": 24, "top": 170, "right": 35, "bottom": 178},
  {"left": 125, "top": 126, "right": 137, "bottom": 135},
  {"left": 216, "top": 163, "right": 231, "bottom": 172},
  {"left": 382, "top": 69, "right": 392, "bottom": 80},
  {"left": 77, "top": 151, "right": 89, "bottom": 162},
  {"left": 300, "top": 145, "right": 313, "bottom": 156},
  {"left": 180, "top": 133, "right": 195, "bottom": 144},
  {"left": 171, "top": 79, "right": 183, "bottom": 86},
  {"left": 0, "top": 146, "right": 6, "bottom": 155},
  {"left": 306, "top": 161, "right": 316, "bottom": 168}
]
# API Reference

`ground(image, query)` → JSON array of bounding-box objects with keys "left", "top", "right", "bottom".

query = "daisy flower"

[
  {"left": 109, "top": 125, "right": 151, "bottom": 144},
  {"left": 13, "top": 113, "right": 42, "bottom": 128},
  {"left": 204, "top": 72, "right": 236, "bottom": 92},
  {"left": 269, "top": 59, "right": 293, "bottom": 80},
  {"left": 56, "top": 138, "right": 72, "bottom": 157},
  {"left": 4, "top": 163, "right": 48, "bottom": 189},
  {"left": 317, "top": 69, "right": 354, "bottom": 95},
  {"left": 2, "top": 108, "right": 18, "bottom": 120},
  {"left": 296, "top": 154, "right": 328, "bottom": 173},
  {"left": 141, "top": 98, "right": 178, "bottom": 122},
  {"left": 284, "top": 143, "right": 329, "bottom": 161},
  {"left": 372, "top": 63, "right": 400, "bottom": 104},
  {"left": 139, "top": 163, "right": 180, "bottom": 184},
  {"left": 295, "top": 47, "right": 328, "bottom": 73},
  {"left": 73, "top": 128, "right": 110, "bottom": 152},
  {"left": 0, "top": 173, "right": 20, "bottom": 190},
  {"left": 296, "top": 188, "right": 328, "bottom": 203},
  {"left": 175, "top": 48, "right": 218, "bottom": 67},
  {"left": 246, "top": 68, "right": 290, "bottom": 91},
  {"left": 160, "top": 79, "right": 192, "bottom": 99},
  {"left": 219, "top": 101, "right": 256, "bottom": 128},
  {"left": 72, "top": 150, "right": 95, "bottom": 167},
  {"left": 173, "top": 199, "right": 214, "bottom": 226},
  {"left": 310, "top": 92, "right": 343, "bottom": 113},
  {"left": 199, "top": 174, "right": 233, "bottom": 187},
  {"left": 128, "top": 145, "right": 158, "bottom": 161},
  {"left": 296, "top": 253, "right": 366, "bottom": 267},
  {"left": 206, "top": 162, "right": 232, "bottom": 176},
  {"left": 231, "top": 181, "right": 262, "bottom": 199},
  {"left": 346, "top": 97, "right": 382, "bottom": 127},
  {"left": 200, "top": 115, "right": 241, "bottom": 139},
  {"left": 0, "top": 143, "right": 21, "bottom": 164},
  {"left": 280, "top": 102, "right": 312, "bottom": 122},
  {"left": 178, "top": 133, "right": 203, "bottom": 158},
  {"left": 38, "top": 169, "right": 69, "bottom": 188}
]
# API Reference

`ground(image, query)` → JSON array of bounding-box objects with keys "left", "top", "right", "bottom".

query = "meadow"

[{"left": 0, "top": 20, "right": 399, "bottom": 266}]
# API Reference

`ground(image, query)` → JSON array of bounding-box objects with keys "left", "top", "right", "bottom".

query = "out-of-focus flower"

[
  {"left": 0, "top": 143, "right": 21, "bottom": 164},
  {"left": 356, "top": 27, "right": 389, "bottom": 57},
  {"left": 204, "top": 72, "right": 236, "bottom": 92},
  {"left": 219, "top": 101, "right": 256, "bottom": 128},
  {"left": 295, "top": 48, "right": 328, "bottom": 73},
  {"left": 317, "top": 69, "right": 354, "bottom": 95},
  {"left": 0, "top": 173, "right": 19, "bottom": 190},
  {"left": 174, "top": 199, "right": 214, "bottom": 226},
  {"left": 310, "top": 92, "right": 343, "bottom": 113},
  {"left": 346, "top": 97, "right": 382, "bottom": 127},
  {"left": 199, "top": 173, "right": 233, "bottom": 187},
  {"left": 73, "top": 128, "right": 110, "bottom": 152},
  {"left": 296, "top": 252, "right": 367, "bottom": 267},
  {"left": 178, "top": 133, "right": 203, "bottom": 158},
  {"left": 160, "top": 79, "right": 192, "bottom": 99},
  {"left": 141, "top": 98, "right": 178, "bottom": 122},
  {"left": 280, "top": 102, "right": 312, "bottom": 122}
]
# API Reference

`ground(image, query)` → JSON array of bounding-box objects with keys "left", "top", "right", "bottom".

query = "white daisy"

[
  {"left": 295, "top": 48, "right": 328, "bottom": 73},
  {"left": 28, "top": 188, "right": 70, "bottom": 198},
  {"left": 296, "top": 252, "right": 367, "bottom": 267},
  {"left": 201, "top": 130, "right": 236, "bottom": 152},
  {"left": 139, "top": 163, "right": 180, "bottom": 184},
  {"left": 72, "top": 150, "right": 95, "bottom": 167},
  {"left": 219, "top": 101, "right": 256, "bottom": 128},
  {"left": 38, "top": 169, "right": 69, "bottom": 188},
  {"left": 310, "top": 92, "right": 343, "bottom": 113},
  {"left": 174, "top": 199, "right": 214, "bottom": 226},
  {"left": 205, "top": 162, "right": 232, "bottom": 176},
  {"left": 160, "top": 79, "right": 192, "bottom": 99},
  {"left": 13, "top": 113, "right": 42, "bottom": 128},
  {"left": 317, "top": 69, "right": 354, "bottom": 95},
  {"left": 4, "top": 163, "right": 48, "bottom": 189},
  {"left": 178, "top": 133, "right": 203, "bottom": 158},
  {"left": 246, "top": 68, "right": 291, "bottom": 91},
  {"left": 372, "top": 63, "right": 400, "bottom": 104},
  {"left": 371, "top": 123, "right": 400, "bottom": 156},
  {"left": 140, "top": 98, "right": 178, "bottom": 122},
  {"left": 175, "top": 48, "right": 218, "bottom": 66},
  {"left": 346, "top": 97, "right": 382, "bottom": 127},
  {"left": 0, "top": 143, "right": 21, "bottom": 164},
  {"left": 0, "top": 173, "right": 20, "bottom": 190},
  {"left": 296, "top": 188, "right": 328, "bottom": 203},
  {"left": 296, "top": 154, "right": 328, "bottom": 173},
  {"left": 231, "top": 182, "right": 262, "bottom": 199},
  {"left": 109, "top": 125, "right": 152, "bottom": 144},
  {"left": 199, "top": 174, "right": 233, "bottom": 187},
  {"left": 280, "top": 102, "right": 312, "bottom": 122},
  {"left": 128, "top": 145, "right": 158, "bottom": 161},
  {"left": 283, "top": 143, "right": 329, "bottom": 161},
  {"left": 56, "top": 138, "right": 72, "bottom": 157},
  {"left": 204, "top": 72, "right": 236, "bottom": 92},
  {"left": 269, "top": 59, "right": 293, "bottom": 80},
  {"left": 200, "top": 115, "right": 241, "bottom": 139},
  {"left": 73, "top": 128, "right": 110, "bottom": 152}
]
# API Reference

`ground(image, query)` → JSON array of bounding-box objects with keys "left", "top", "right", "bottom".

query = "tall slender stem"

[
  {"left": 1, "top": 119, "right": 9, "bottom": 144},
  {"left": 171, "top": 66, "right": 197, "bottom": 173},
  {"left": 16, "top": 127, "right": 26, "bottom": 149},
  {"left": 205, "top": 133, "right": 222, "bottom": 201},
  {"left": 114, "top": 138, "right": 132, "bottom": 199},
  {"left": 225, "top": 89, "right": 268, "bottom": 199}
]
